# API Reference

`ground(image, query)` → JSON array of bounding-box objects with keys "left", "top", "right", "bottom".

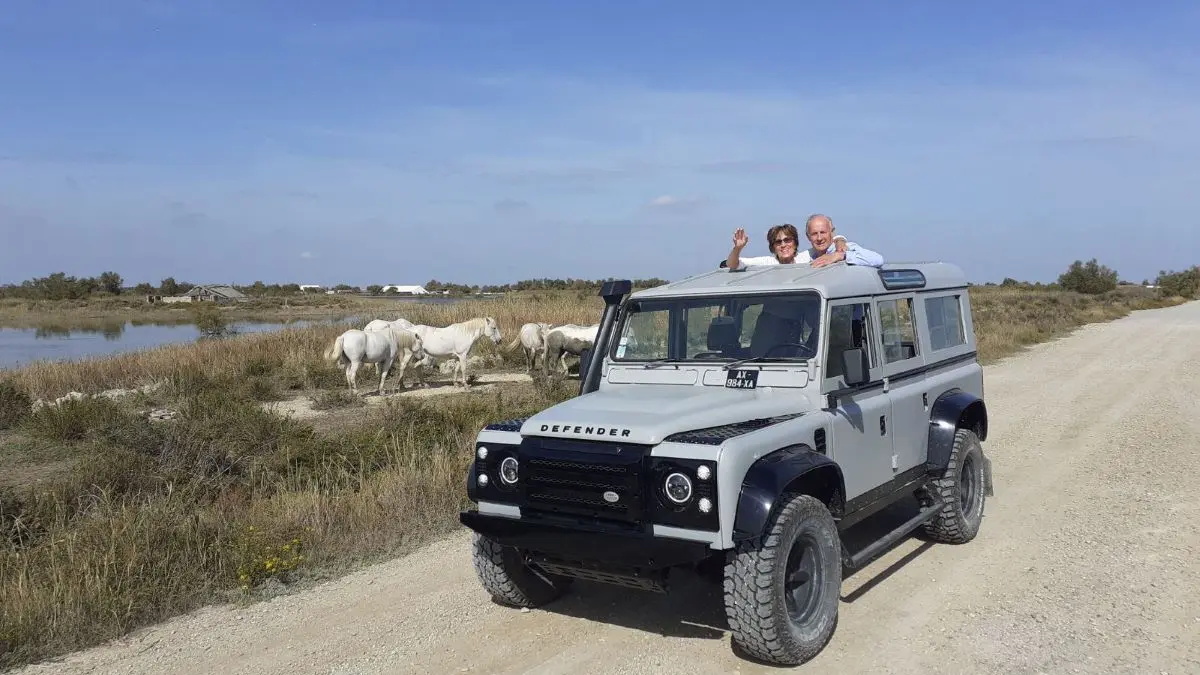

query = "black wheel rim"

[
  {"left": 960, "top": 454, "right": 978, "bottom": 517},
  {"left": 784, "top": 532, "right": 824, "bottom": 626}
]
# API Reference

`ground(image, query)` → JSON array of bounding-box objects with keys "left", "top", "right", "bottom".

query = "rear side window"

[
  {"left": 877, "top": 297, "right": 919, "bottom": 363},
  {"left": 924, "top": 295, "right": 966, "bottom": 350}
]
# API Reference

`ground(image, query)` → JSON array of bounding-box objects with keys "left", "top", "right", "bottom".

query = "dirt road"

[{"left": 16, "top": 302, "right": 1200, "bottom": 674}]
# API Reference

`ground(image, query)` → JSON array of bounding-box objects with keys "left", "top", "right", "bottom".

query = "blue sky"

[{"left": 1, "top": 0, "right": 1198, "bottom": 288}]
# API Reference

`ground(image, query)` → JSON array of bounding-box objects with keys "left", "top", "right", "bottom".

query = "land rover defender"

[{"left": 459, "top": 261, "right": 993, "bottom": 665}]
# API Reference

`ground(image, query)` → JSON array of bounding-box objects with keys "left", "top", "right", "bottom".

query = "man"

[{"left": 724, "top": 214, "right": 883, "bottom": 271}]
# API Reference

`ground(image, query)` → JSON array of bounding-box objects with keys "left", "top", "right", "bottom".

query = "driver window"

[{"left": 825, "top": 303, "right": 875, "bottom": 379}]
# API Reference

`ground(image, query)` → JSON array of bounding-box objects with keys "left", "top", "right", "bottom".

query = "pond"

[{"left": 0, "top": 317, "right": 353, "bottom": 370}]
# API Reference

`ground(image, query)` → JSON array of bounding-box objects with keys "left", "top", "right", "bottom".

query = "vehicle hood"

[{"left": 520, "top": 385, "right": 815, "bottom": 446}]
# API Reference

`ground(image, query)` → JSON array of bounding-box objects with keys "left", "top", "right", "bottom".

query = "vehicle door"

[
  {"left": 875, "top": 293, "right": 928, "bottom": 476},
  {"left": 822, "top": 297, "right": 893, "bottom": 501}
]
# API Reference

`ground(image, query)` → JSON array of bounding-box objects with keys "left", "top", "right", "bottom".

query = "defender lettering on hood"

[{"left": 540, "top": 423, "right": 632, "bottom": 438}]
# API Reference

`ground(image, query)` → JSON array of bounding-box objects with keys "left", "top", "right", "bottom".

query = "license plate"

[{"left": 725, "top": 369, "right": 759, "bottom": 389}]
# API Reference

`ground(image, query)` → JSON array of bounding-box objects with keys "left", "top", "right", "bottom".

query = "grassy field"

[{"left": 0, "top": 284, "right": 1185, "bottom": 669}]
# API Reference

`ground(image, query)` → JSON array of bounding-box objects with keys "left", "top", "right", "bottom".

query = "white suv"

[{"left": 460, "top": 261, "right": 993, "bottom": 666}]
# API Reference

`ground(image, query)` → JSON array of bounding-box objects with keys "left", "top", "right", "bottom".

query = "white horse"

[
  {"left": 363, "top": 317, "right": 414, "bottom": 332},
  {"left": 324, "top": 326, "right": 426, "bottom": 395},
  {"left": 545, "top": 323, "right": 600, "bottom": 373},
  {"left": 506, "top": 322, "right": 551, "bottom": 372},
  {"left": 407, "top": 317, "right": 503, "bottom": 387}
]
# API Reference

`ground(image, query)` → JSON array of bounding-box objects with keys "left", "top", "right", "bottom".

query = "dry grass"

[
  {"left": 968, "top": 284, "right": 1179, "bottom": 364},
  {"left": 0, "top": 377, "right": 578, "bottom": 669},
  {"left": 0, "top": 283, "right": 1186, "bottom": 669}
]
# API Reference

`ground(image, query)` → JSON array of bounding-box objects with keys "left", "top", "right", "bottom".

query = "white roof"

[
  {"left": 632, "top": 261, "right": 969, "bottom": 300},
  {"left": 382, "top": 285, "right": 428, "bottom": 292}
]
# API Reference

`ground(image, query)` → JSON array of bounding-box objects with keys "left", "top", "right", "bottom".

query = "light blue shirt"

[{"left": 809, "top": 242, "right": 885, "bottom": 268}]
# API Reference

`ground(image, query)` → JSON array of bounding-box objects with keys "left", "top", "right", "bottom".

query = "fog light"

[
  {"left": 696, "top": 465, "right": 711, "bottom": 480},
  {"left": 477, "top": 474, "right": 489, "bottom": 487},
  {"left": 477, "top": 446, "right": 488, "bottom": 459},
  {"left": 698, "top": 497, "right": 712, "bottom": 513},
  {"left": 664, "top": 472, "right": 692, "bottom": 504},
  {"left": 499, "top": 456, "right": 518, "bottom": 484}
]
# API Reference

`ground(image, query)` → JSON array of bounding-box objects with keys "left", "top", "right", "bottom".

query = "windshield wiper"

[
  {"left": 641, "top": 358, "right": 686, "bottom": 369},
  {"left": 722, "top": 355, "right": 808, "bottom": 371}
]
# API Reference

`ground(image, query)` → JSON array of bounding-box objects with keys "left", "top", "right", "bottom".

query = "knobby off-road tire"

[
  {"left": 723, "top": 494, "right": 842, "bottom": 666},
  {"left": 471, "top": 533, "right": 572, "bottom": 608},
  {"left": 919, "top": 428, "right": 986, "bottom": 544}
]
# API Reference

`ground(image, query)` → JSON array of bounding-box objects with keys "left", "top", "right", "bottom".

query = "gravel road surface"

[{"left": 16, "top": 301, "right": 1200, "bottom": 674}]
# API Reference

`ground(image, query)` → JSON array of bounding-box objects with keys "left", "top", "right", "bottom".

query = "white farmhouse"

[{"left": 381, "top": 285, "right": 429, "bottom": 295}]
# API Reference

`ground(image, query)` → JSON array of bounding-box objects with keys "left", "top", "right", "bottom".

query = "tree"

[
  {"left": 160, "top": 277, "right": 180, "bottom": 296},
  {"left": 1057, "top": 259, "right": 1118, "bottom": 295},
  {"left": 98, "top": 271, "right": 123, "bottom": 295},
  {"left": 1155, "top": 266, "right": 1200, "bottom": 299},
  {"left": 133, "top": 282, "right": 155, "bottom": 295}
]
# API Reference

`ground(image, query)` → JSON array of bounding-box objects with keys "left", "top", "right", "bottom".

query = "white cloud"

[{"left": 645, "top": 194, "right": 706, "bottom": 213}]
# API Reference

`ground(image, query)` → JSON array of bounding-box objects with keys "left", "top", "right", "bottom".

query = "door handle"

[{"left": 879, "top": 415, "right": 886, "bottom": 436}]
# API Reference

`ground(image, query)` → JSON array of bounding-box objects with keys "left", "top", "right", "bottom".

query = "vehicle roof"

[{"left": 631, "top": 261, "right": 969, "bottom": 300}]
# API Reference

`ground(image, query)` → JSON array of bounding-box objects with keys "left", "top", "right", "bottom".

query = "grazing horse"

[
  {"left": 543, "top": 329, "right": 595, "bottom": 377},
  {"left": 324, "top": 326, "right": 426, "bottom": 395},
  {"left": 361, "top": 318, "right": 419, "bottom": 376},
  {"left": 407, "top": 317, "right": 503, "bottom": 387},
  {"left": 506, "top": 322, "right": 551, "bottom": 372},
  {"left": 545, "top": 323, "right": 600, "bottom": 374}
]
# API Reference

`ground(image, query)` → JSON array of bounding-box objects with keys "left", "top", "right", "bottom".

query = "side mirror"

[{"left": 840, "top": 348, "right": 869, "bottom": 386}]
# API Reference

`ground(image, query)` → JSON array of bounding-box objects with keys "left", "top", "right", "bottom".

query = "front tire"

[
  {"left": 471, "top": 533, "right": 572, "bottom": 607},
  {"left": 723, "top": 494, "right": 842, "bottom": 665},
  {"left": 919, "top": 428, "right": 986, "bottom": 544}
]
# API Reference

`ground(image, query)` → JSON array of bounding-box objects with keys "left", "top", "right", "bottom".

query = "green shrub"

[{"left": 1057, "top": 259, "right": 1119, "bottom": 295}]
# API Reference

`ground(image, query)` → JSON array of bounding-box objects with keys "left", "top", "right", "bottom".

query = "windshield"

[{"left": 611, "top": 292, "right": 822, "bottom": 363}]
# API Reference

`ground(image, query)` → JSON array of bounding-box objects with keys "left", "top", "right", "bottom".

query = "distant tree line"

[
  {"left": 0, "top": 273, "right": 672, "bottom": 300},
  {"left": 8, "top": 264, "right": 1194, "bottom": 302}
]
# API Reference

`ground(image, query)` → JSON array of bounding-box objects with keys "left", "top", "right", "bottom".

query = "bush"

[
  {"left": 1155, "top": 266, "right": 1200, "bottom": 299},
  {"left": 1057, "top": 259, "right": 1118, "bottom": 295}
]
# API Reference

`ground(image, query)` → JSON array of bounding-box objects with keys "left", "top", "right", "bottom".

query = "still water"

[
  {"left": 0, "top": 296, "right": 491, "bottom": 370},
  {"left": 0, "top": 318, "right": 348, "bottom": 370}
]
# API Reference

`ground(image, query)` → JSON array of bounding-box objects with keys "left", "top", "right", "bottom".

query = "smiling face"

[
  {"left": 806, "top": 215, "right": 835, "bottom": 252},
  {"left": 767, "top": 224, "right": 799, "bottom": 263}
]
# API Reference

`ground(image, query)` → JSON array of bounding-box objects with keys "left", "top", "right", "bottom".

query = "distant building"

[
  {"left": 160, "top": 284, "right": 248, "bottom": 304},
  {"left": 381, "top": 285, "right": 429, "bottom": 295},
  {"left": 299, "top": 284, "right": 324, "bottom": 292}
]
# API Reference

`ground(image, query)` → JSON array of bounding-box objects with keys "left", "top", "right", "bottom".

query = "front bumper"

[{"left": 459, "top": 510, "right": 713, "bottom": 571}]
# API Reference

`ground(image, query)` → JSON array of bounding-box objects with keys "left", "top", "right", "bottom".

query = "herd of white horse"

[{"left": 322, "top": 316, "right": 600, "bottom": 395}]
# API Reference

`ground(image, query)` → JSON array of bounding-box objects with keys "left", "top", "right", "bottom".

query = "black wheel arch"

[
  {"left": 926, "top": 388, "right": 988, "bottom": 473},
  {"left": 732, "top": 444, "right": 845, "bottom": 544}
]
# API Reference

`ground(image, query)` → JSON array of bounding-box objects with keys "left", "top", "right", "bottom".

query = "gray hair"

[{"left": 805, "top": 213, "right": 834, "bottom": 233}]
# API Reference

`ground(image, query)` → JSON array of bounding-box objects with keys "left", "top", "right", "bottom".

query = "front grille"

[{"left": 519, "top": 437, "right": 649, "bottom": 525}]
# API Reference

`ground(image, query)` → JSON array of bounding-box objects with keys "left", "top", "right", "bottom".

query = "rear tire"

[
  {"left": 723, "top": 494, "right": 842, "bottom": 665},
  {"left": 919, "top": 428, "right": 986, "bottom": 544},
  {"left": 471, "top": 533, "right": 572, "bottom": 607}
]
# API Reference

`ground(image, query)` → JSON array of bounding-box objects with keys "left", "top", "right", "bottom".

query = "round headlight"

[
  {"left": 499, "top": 456, "right": 518, "bottom": 484},
  {"left": 698, "top": 497, "right": 713, "bottom": 513},
  {"left": 664, "top": 472, "right": 692, "bottom": 504},
  {"left": 696, "top": 465, "right": 711, "bottom": 480},
  {"left": 477, "top": 473, "right": 489, "bottom": 487},
  {"left": 477, "top": 446, "right": 488, "bottom": 459}
]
